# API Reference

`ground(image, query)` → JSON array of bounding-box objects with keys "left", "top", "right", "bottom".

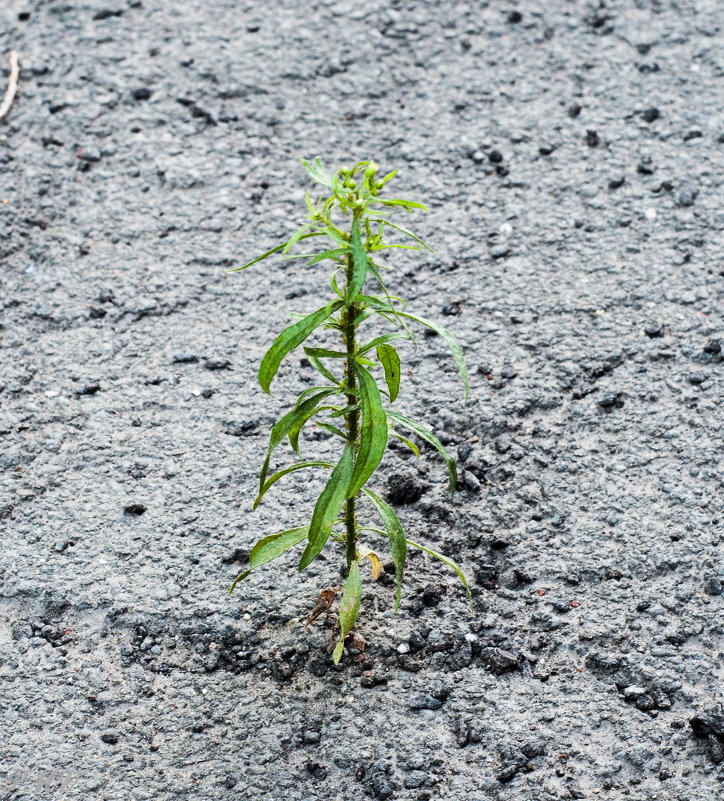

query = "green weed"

[{"left": 230, "top": 158, "right": 471, "bottom": 663}]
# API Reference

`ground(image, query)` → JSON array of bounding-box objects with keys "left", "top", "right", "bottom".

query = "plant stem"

[{"left": 344, "top": 223, "right": 360, "bottom": 570}]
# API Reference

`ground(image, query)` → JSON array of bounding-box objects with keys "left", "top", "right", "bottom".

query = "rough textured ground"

[{"left": 1, "top": 1, "right": 723, "bottom": 799}]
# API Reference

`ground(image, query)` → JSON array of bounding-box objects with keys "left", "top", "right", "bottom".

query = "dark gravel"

[{"left": 1, "top": 1, "right": 723, "bottom": 799}]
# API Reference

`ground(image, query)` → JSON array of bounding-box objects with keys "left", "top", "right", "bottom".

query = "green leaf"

[
  {"left": 378, "top": 198, "right": 428, "bottom": 212},
  {"left": 361, "top": 489, "right": 406, "bottom": 612},
  {"left": 358, "top": 332, "right": 410, "bottom": 355},
  {"left": 397, "top": 311, "right": 469, "bottom": 399},
  {"left": 254, "top": 462, "right": 334, "bottom": 509},
  {"left": 315, "top": 421, "right": 348, "bottom": 440},
  {"left": 347, "top": 364, "right": 388, "bottom": 497},
  {"left": 406, "top": 538, "right": 473, "bottom": 609},
  {"left": 259, "top": 299, "right": 344, "bottom": 393},
  {"left": 229, "top": 527, "right": 309, "bottom": 594},
  {"left": 301, "top": 157, "right": 334, "bottom": 188},
  {"left": 282, "top": 223, "right": 313, "bottom": 254},
  {"left": 390, "top": 429, "right": 420, "bottom": 458},
  {"left": 386, "top": 410, "right": 457, "bottom": 494},
  {"left": 378, "top": 168, "right": 398, "bottom": 187},
  {"left": 347, "top": 218, "right": 368, "bottom": 305},
  {"left": 229, "top": 233, "right": 323, "bottom": 272},
  {"left": 369, "top": 219, "right": 434, "bottom": 253},
  {"left": 288, "top": 403, "right": 337, "bottom": 453},
  {"left": 295, "top": 385, "right": 337, "bottom": 406},
  {"left": 332, "top": 559, "right": 362, "bottom": 664},
  {"left": 308, "top": 247, "right": 349, "bottom": 266},
  {"left": 323, "top": 226, "right": 347, "bottom": 247},
  {"left": 259, "top": 389, "right": 336, "bottom": 491},
  {"left": 306, "top": 354, "right": 340, "bottom": 387},
  {"left": 299, "top": 445, "right": 354, "bottom": 570},
  {"left": 304, "top": 347, "right": 347, "bottom": 359},
  {"left": 364, "top": 264, "right": 416, "bottom": 343},
  {"left": 376, "top": 344, "right": 401, "bottom": 402}
]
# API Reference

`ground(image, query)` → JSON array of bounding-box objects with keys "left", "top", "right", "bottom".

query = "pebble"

[
  {"left": 75, "top": 381, "right": 101, "bottom": 396},
  {"left": 489, "top": 244, "right": 509, "bottom": 259},
  {"left": 638, "top": 156, "right": 656, "bottom": 175},
  {"left": 204, "top": 358, "right": 231, "bottom": 370},
  {"left": 598, "top": 392, "right": 625, "bottom": 410},
  {"left": 124, "top": 503, "right": 146, "bottom": 516},
  {"left": 462, "top": 469, "right": 481, "bottom": 492},
  {"left": 79, "top": 146, "right": 102, "bottom": 163},
  {"left": 132, "top": 87, "right": 153, "bottom": 101},
  {"left": 640, "top": 107, "right": 660, "bottom": 123},
  {"left": 100, "top": 731, "right": 119, "bottom": 744},
  {"left": 676, "top": 184, "right": 698, "bottom": 207},
  {"left": 409, "top": 695, "right": 443, "bottom": 711},
  {"left": 644, "top": 320, "right": 664, "bottom": 338},
  {"left": 586, "top": 130, "right": 599, "bottom": 147}
]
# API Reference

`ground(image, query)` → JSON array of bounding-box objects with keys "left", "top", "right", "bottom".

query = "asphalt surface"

[{"left": 1, "top": 1, "right": 723, "bottom": 799}]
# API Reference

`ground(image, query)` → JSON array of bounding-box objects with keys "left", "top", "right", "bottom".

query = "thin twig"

[{"left": 0, "top": 51, "right": 19, "bottom": 122}]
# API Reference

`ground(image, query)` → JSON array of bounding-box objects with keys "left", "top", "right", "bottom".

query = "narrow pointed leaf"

[
  {"left": 306, "top": 355, "right": 340, "bottom": 387},
  {"left": 386, "top": 410, "right": 457, "bottom": 493},
  {"left": 229, "top": 527, "right": 309, "bottom": 594},
  {"left": 282, "top": 223, "right": 313, "bottom": 254},
  {"left": 315, "top": 421, "right": 348, "bottom": 440},
  {"left": 390, "top": 430, "right": 420, "bottom": 458},
  {"left": 254, "top": 462, "right": 333, "bottom": 509},
  {"left": 378, "top": 168, "right": 398, "bottom": 186},
  {"left": 259, "top": 389, "right": 336, "bottom": 491},
  {"left": 250, "top": 527, "right": 310, "bottom": 567},
  {"left": 304, "top": 347, "right": 347, "bottom": 359},
  {"left": 361, "top": 488, "right": 406, "bottom": 611},
  {"left": 229, "top": 233, "right": 323, "bottom": 272},
  {"left": 406, "top": 538, "right": 473, "bottom": 609},
  {"left": 289, "top": 404, "right": 336, "bottom": 453},
  {"left": 397, "top": 312, "right": 469, "bottom": 399},
  {"left": 299, "top": 445, "right": 354, "bottom": 570},
  {"left": 376, "top": 344, "right": 401, "bottom": 402},
  {"left": 295, "top": 385, "right": 337, "bottom": 406},
  {"left": 301, "top": 157, "right": 334, "bottom": 188},
  {"left": 370, "top": 218, "right": 434, "bottom": 253},
  {"left": 332, "top": 559, "right": 362, "bottom": 664},
  {"left": 378, "top": 198, "right": 428, "bottom": 211},
  {"left": 308, "top": 247, "right": 349, "bottom": 266},
  {"left": 347, "top": 364, "right": 388, "bottom": 497},
  {"left": 358, "top": 332, "right": 410, "bottom": 355},
  {"left": 347, "top": 218, "right": 368, "bottom": 305},
  {"left": 259, "top": 300, "right": 343, "bottom": 393},
  {"left": 323, "top": 226, "right": 347, "bottom": 247}
]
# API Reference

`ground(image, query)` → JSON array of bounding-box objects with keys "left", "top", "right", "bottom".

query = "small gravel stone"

[
  {"left": 677, "top": 183, "right": 698, "bottom": 207},
  {"left": 409, "top": 695, "right": 443, "bottom": 711},
  {"left": 640, "top": 107, "right": 660, "bottom": 123},
  {"left": 172, "top": 352, "right": 199, "bottom": 363}
]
